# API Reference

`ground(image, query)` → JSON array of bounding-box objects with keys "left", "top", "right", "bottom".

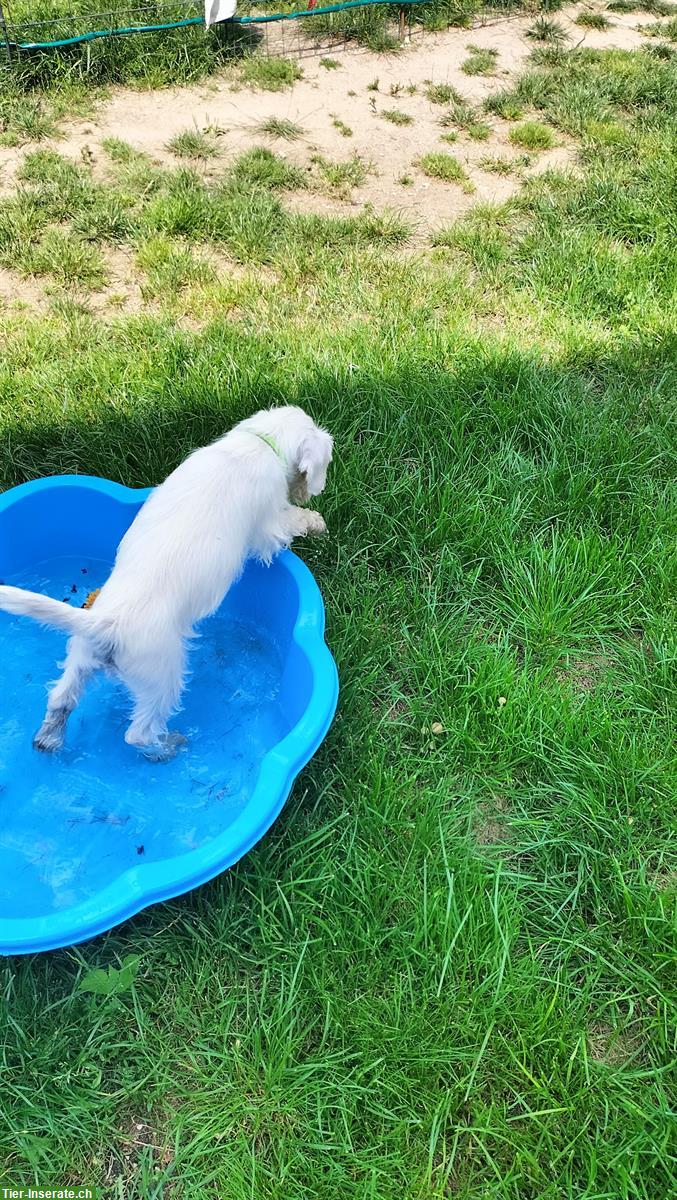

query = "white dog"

[{"left": 0, "top": 405, "right": 333, "bottom": 758}]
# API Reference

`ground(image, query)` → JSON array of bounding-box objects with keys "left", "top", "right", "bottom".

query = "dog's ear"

[{"left": 298, "top": 428, "right": 333, "bottom": 497}]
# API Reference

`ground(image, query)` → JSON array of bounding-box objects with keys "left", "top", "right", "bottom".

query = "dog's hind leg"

[
  {"left": 123, "top": 641, "right": 187, "bottom": 761},
  {"left": 34, "top": 636, "right": 99, "bottom": 752}
]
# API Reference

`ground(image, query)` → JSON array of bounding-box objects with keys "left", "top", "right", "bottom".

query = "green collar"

[{"left": 253, "top": 431, "right": 286, "bottom": 463}]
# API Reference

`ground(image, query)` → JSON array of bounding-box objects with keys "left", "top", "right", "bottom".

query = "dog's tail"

[{"left": 0, "top": 585, "right": 98, "bottom": 637}]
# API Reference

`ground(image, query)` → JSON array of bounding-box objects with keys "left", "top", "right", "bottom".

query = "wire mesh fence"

[{"left": 0, "top": 0, "right": 522, "bottom": 78}]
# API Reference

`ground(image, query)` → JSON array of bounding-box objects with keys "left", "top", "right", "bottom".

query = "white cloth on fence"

[{"left": 205, "top": 0, "right": 237, "bottom": 30}]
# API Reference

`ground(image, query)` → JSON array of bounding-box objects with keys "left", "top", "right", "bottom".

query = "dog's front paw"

[{"left": 305, "top": 510, "right": 327, "bottom": 536}]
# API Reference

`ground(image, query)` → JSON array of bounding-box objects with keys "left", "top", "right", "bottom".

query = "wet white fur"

[{"left": 0, "top": 405, "right": 332, "bottom": 757}]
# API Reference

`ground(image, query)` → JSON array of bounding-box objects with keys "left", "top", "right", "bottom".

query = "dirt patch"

[
  {"left": 0, "top": 266, "right": 49, "bottom": 312},
  {"left": 650, "top": 868, "right": 677, "bottom": 893},
  {"left": 103, "top": 1112, "right": 174, "bottom": 1192},
  {"left": 555, "top": 652, "right": 610, "bottom": 694},
  {"left": 587, "top": 1021, "right": 641, "bottom": 1067},
  {"left": 474, "top": 793, "right": 512, "bottom": 846}
]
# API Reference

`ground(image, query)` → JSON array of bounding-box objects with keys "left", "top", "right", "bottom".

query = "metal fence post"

[{"left": 0, "top": 0, "right": 13, "bottom": 61}]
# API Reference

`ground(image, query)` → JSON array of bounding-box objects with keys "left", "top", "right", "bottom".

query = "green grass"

[
  {"left": 380, "top": 108, "right": 414, "bottom": 126},
  {"left": 575, "top": 10, "right": 612, "bottom": 29},
  {"left": 529, "top": 44, "right": 571, "bottom": 67},
  {"left": 484, "top": 91, "right": 526, "bottom": 121},
  {"left": 319, "top": 56, "right": 342, "bottom": 70},
  {"left": 240, "top": 56, "right": 303, "bottom": 92},
  {"left": 256, "top": 117, "right": 305, "bottom": 141},
  {"left": 509, "top": 120, "right": 557, "bottom": 150},
  {"left": 645, "top": 15, "right": 677, "bottom": 37},
  {"left": 425, "top": 81, "right": 463, "bottom": 105},
  {"left": 431, "top": 205, "right": 510, "bottom": 269},
  {"left": 25, "top": 226, "right": 108, "bottom": 289},
  {"left": 462, "top": 44, "right": 500, "bottom": 76},
  {"left": 166, "top": 128, "right": 220, "bottom": 161},
  {"left": 2, "top": 0, "right": 238, "bottom": 93},
  {"left": 0, "top": 37, "right": 676, "bottom": 1200},
  {"left": 331, "top": 117, "right": 354, "bottom": 138},
  {"left": 609, "top": 0, "right": 676, "bottom": 9},
  {"left": 479, "top": 154, "right": 523, "bottom": 175},
  {"left": 136, "top": 234, "right": 216, "bottom": 301},
  {"left": 229, "top": 147, "right": 306, "bottom": 192},
  {"left": 440, "top": 101, "right": 492, "bottom": 141},
  {"left": 419, "top": 151, "right": 474, "bottom": 190},
  {"left": 645, "top": 38, "right": 677, "bottom": 57},
  {"left": 526, "top": 17, "right": 570, "bottom": 43},
  {"left": 310, "top": 154, "right": 371, "bottom": 198}
]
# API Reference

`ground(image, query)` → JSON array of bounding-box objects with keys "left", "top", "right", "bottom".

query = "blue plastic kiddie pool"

[{"left": 0, "top": 475, "right": 338, "bottom": 955}]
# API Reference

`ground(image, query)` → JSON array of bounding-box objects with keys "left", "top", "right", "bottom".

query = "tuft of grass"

[
  {"left": 367, "top": 77, "right": 380, "bottom": 91},
  {"left": 467, "top": 121, "right": 491, "bottom": 141},
  {"left": 241, "top": 56, "right": 302, "bottom": 91},
  {"left": 25, "top": 227, "right": 108, "bottom": 289},
  {"left": 292, "top": 204, "right": 409, "bottom": 249},
  {"left": 102, "top": 137, "right": 147, "bottom": 164},
  {"left": 431, "top": 207, "right": 509, "bottom": 269},
  {"left": 509, "top": 120, "right": 557, "bottom": 150},
  {"left": 645, "top": 39, "right": 677, "bottom": 57},
  {"left": 575, "top": 10, "right": 612, "bottom": 29},
  {"left": 527, "top": 17, "right": 570, "bottom": 42},
  {"left": 440, "top": 101, "right": 491, "bottom": 141},
  {"left": 331, "top": 117, "right": 354, "bottom": 138},
  {"left": 529, "top": 45, "right": 571, "bottom": 67},
  {"left": 387, "top": 81, "right": 416, "bottom": 97},
  {"left": 397, "top": 173, "right": 414, "bottom": 185},
  {"left": 0, "top": 90, "right": 55, "bottom": 146},
  {"left": 380, "top": 108, "right": 414, "bottom": 126},
  {"left": 608, "top": 0, "right": 675, "bottom": 8},
  {"left": 319, "top": 57, "right": 341, "bottom": 69},
  {"left": 419, "top": 151, "right": 475, "bottom": 191},
  {"left": 462, "top": 44, "right": 499, "bottom": 76},
  {"left": 363, "top": 29, "right": 401, "bottom": 53},
  {"left": 479, "top": 154, "right": 518, "bottom": 175},
  {"left": 484, "top": 91, "right": 526, "bottom": 121},
  {"left": 645, "top": 16, "right": 677, "bottom": 38},
  {"left": 136, "top": 234, "right": 216, "bottom": 300},
  {"left": 230, "top": 147, "right": 306, "bottom": 191},
  {"left": 439, "top": 130, "right": 459, "bottom": 144},
  {"left": 425, "top": 82, "right": 463, "bottom": 105},
  {"left": 257, "top": 117, "right": 305, "bottom": 141},
  {"left": 310, "top": 153, "right": 372, "bottom": 197},
  {"left": 166, "top": 128, "right": 220, "bottom": 160}
]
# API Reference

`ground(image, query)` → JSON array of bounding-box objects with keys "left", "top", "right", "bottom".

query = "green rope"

[{"left": 10, "top": 0, "right": 424, "bottom": 52}]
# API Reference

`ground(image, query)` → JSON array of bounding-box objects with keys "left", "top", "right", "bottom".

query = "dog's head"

[
  {"left": 290, "top": 423, "right": 333, "bottom": 503},
  {"left": 245, "top": 405, "right": 333, "bottom": 503}
]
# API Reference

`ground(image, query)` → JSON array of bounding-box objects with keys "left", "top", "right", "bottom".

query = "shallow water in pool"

[{"left": 0, "top": 556, "right": 284, "bottom": 919}]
